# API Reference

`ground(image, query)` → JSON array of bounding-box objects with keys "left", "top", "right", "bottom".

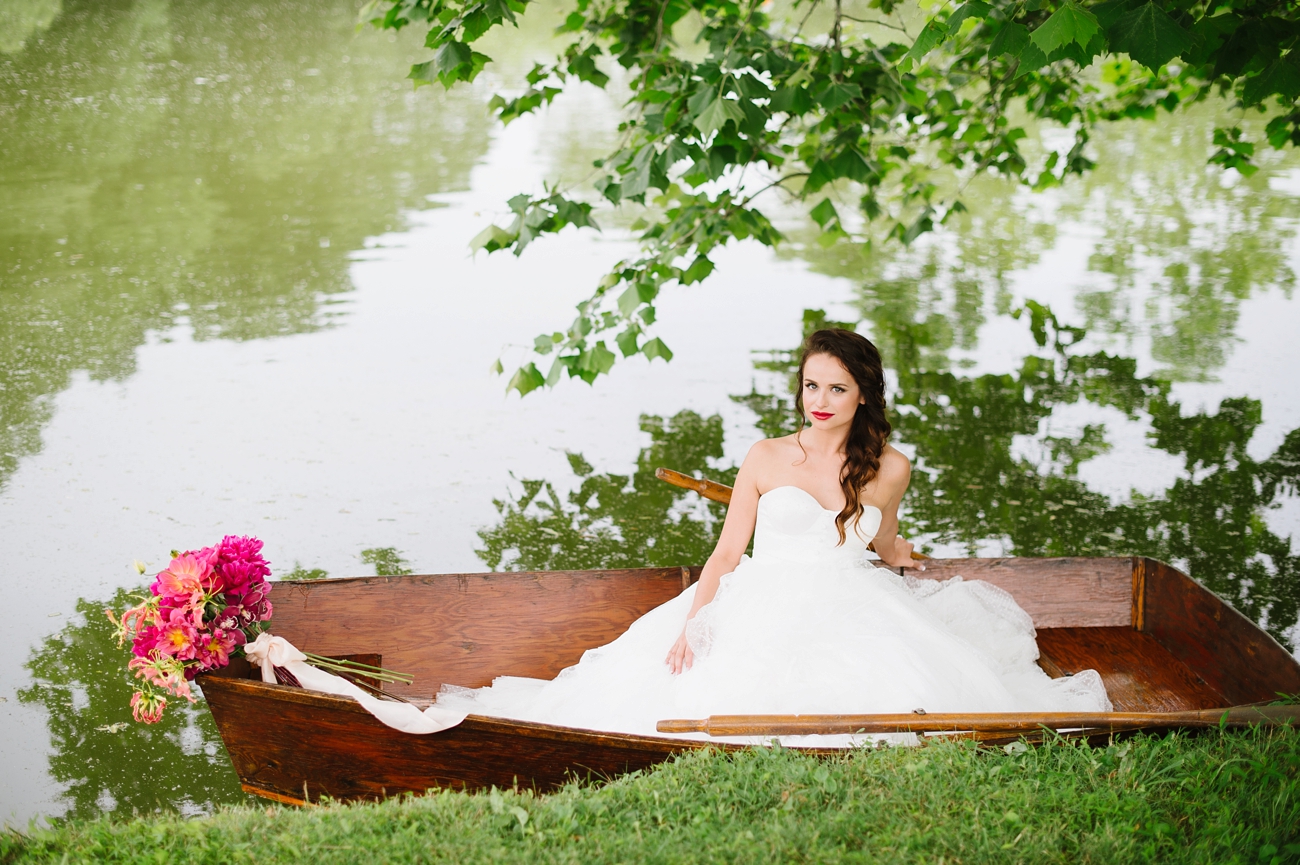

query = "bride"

[{"left": 437, "top": 329, "right": 1111, "bottom": 741}]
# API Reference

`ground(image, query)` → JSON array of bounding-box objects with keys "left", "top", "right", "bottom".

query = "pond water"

[{"left": 2, "top": 0, "right": 1299, "bottom": 827}]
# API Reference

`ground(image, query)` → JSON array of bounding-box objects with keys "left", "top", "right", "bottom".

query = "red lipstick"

[{"left": 810, "top": 411, "right": 833, "bottom": 421}]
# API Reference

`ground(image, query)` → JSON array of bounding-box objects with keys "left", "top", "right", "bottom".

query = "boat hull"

[
  {"left": 202, "top": 673, "right": 717, "bottom": 805},
  {"left": 200, "top": 557, "right": 1300, "bottom": 803}
]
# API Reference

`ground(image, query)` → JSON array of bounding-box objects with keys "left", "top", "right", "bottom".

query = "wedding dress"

[{"left": 436, "top": 485, "right": 1112, "bottom": 745}]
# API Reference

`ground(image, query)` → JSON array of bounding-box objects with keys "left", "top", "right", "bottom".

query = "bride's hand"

[
  {"left": 665, "top": 628, "right": 694, "bottom": 675},
  {"left": 878, "top": 535, "right": 924, "bottom": 571}
]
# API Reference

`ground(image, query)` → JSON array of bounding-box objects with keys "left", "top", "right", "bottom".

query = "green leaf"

[
  {"left": 545, "top": 357, "right": 566, "bottom": 386},
  {"left": 407, "top": 61, "right": 435, "bottom": 87},
  {"left": 470, "top": 224, "right": 515, "bottom": 252},
  {"left": 804, "top": 159, "right": 836, "bottom": 193},
  {"left": 1030, "top": 1, "right": 1100, "bottom": 56},
  {"left": 947, "top": 0, "right": 992, "bottom": 32},
  {"left": 692, "top": 97, "right": 746, "bottom": 138},
  {"left": 617, "top": 285, "right": 642, "bottom": 317},
  {"left": 1108, "top": 2, "right": 1192, "bottom": 71},
  {"left": 770, "top": 86, "right": 813, "bottom": 114},
  {"left": 991, "top": 21, "right": 1030, "bottom": 58},
  {"left": 900, "top": 19, "right": 948, "bottom": 72},
  {"left": 1241, "top": 54, "right": 1300, "bottom": 106},
  {"left": 578, "top": 342, "right": 616, "bottom": 375},
  {"left": 615, "top": 328, "right": 640, "bottom": 357},
  {"left": 810, "top": 198, "right": 839, "bottom": 229},
  {"left": 642, "top": 337, "right": 674, "bottom": 362},
  {"left": 816, "top": 83, "right": 863, "bottom": 112},
  {"left": 434, "top": 40, "right": 473, "bottom": 75},
  {"left": 508, "top": 362, "right": 545, "bottom": 396},
  {"left": 489, "top": 358, "right": 504, "bottom": 375},
  {"left": 680, "top": 256, "right": 715, "bottom": 284},
  {"left": 831, "top": 148, "right": 875, "bottom": 183}
]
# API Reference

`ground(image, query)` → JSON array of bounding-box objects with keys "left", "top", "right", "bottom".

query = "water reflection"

[
  {"left": 0, "top": 0, "right": 491, "bottom": 488},
  {"left": 481, "top": 308, "right": 1300, "bottom": 648},
  {"left": 792, "top": 102, "right": 1300, "bottom": 384},
  {"left": 18, "top": 589, "right": 251, "bottom": 819},
  {"left": 478, "top": 412, "right": 736, "bottom": 571}
]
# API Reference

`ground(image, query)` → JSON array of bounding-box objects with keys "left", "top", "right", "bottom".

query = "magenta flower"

[
  {"left": 217, "top": 535, "right": 269, "bottom": 572},
  {"left": 197, "top": 628, "right": 238, "bottom": 670},
  {"left": 131, "top": 623, "right": 162, "bottom": 658}
]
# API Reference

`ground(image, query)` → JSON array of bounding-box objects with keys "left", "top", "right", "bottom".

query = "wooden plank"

[
  {"left": 268, "top": 568, "right": 689, "bottom": 698},
  {"left": 1036, "top": 627, "right": 1227, "bottom": 712},
  {"left": 902, "top": 557, "right": 1133, "bottom": 628},
  {"left": 201, "top": 675, "right": 714, "bottom": 802},
  {"left": 1140, "top": 558, "right": 1300, "bottom": 705}
]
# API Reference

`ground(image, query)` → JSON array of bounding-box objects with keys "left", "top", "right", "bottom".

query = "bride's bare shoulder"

[
  {"left": 875, "top": 444, "right": 912, "bottom": 487},
  {"left": 743, "top": 434, "right": 803, "bottom": 466}
]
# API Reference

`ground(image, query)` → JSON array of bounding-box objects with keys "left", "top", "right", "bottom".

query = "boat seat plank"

[
  {"left": 1036, "top": 627, "right": 1228, "bottom": 712},
  {"left": 907, "top": 557, "right": 1134, "bottom": 629}
]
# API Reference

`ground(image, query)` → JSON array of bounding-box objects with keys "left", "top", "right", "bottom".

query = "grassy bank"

[{"left": 4, "top": 729, "right": 1298, "bottom": 864}]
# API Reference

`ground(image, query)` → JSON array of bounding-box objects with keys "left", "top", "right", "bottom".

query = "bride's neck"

[{"left": 797, "top": 424, "right": 851, "bottom": 457}]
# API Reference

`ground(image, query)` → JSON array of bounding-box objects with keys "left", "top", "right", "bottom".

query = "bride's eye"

[{"left": 831, "top": 386, "right": 845, "bottom": 393}]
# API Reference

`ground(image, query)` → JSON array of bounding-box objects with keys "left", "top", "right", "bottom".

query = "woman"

[{"left": 437, "top": 329, "right": 1111, "bottom": 741}]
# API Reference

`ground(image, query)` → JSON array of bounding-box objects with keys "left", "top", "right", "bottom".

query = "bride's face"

[{"left": 801, "top": 352, "right": 864, "bottom": 431}]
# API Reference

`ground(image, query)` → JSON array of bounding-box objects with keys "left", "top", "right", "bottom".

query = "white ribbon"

[{"left": 243, "top": 633, "right": 467, "bottom": 735}]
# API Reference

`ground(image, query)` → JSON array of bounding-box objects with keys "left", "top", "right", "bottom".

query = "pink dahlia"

[
  {"left": 155, "top": 608, "right": 199, "bottom": 661},
  {"left": 156, "top": 553, "right": 213, "bottom": 605}
]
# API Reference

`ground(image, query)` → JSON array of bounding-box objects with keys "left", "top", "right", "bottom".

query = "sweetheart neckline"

[{"left": 762, "top": 484, "right": 884, "bottom": 515}]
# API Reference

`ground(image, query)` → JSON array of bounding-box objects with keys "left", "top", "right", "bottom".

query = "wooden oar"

[
  {"left": 655, "top": 467, "right": 930, "bottom": 562},
  {"left": 656, "top": 705, "right": 1300, "bottom": 736},
  {"left": 656, "top": 468, "right": 734, "bottom": 505}
]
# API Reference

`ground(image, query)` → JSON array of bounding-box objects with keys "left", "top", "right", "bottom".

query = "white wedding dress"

[{"left": 437, "top": 485, "right": 1112, "bottom": 745}]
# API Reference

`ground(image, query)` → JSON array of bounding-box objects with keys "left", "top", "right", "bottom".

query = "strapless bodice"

[{"left": 751, "top": 486, "right": 881, "bottom": 566}]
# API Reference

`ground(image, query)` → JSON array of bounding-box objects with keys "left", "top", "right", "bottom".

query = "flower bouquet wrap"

[{"left": 108, "top": 535, "right": 274, "bottom": 723}]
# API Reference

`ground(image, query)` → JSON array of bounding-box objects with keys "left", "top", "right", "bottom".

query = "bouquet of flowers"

[{"left": 107, "top": 535, "right": 273, "bottom": 723}]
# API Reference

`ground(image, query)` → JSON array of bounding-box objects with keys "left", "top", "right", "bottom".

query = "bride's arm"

[
  {"left": 869, "top": 446, "right": 922, "bottom": 570},
  {"left": 665, "top": 444, "right": 764, "bottom": 674}
]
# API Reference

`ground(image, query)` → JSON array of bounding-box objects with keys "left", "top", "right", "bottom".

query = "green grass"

[{"left": 4, "top": 730, "right": 1298, "bottom": 864}]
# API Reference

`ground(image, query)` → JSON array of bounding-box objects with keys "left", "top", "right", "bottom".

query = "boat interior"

[{"left": 261, "top": 556, "right": 1300, "bottom": 714}]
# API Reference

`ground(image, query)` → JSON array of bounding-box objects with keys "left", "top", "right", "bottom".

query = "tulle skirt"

[{"left": 435, "top": 554, "right": 1112, "bottom": 746}]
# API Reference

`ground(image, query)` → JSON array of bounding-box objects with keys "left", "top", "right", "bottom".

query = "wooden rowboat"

[{"left": 201, "top": 550, "right": 1300, "bottom": 805}]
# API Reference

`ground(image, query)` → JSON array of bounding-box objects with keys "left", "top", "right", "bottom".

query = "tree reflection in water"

[
  {"left": 481, "top": 308, "right": 1300, "bottom": 649},
  {"left": 18, "top": 589, "right": 252, "bottom": 820}
]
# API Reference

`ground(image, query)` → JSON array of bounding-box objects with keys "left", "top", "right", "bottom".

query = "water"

[{"left": 2, "top": 0, "right": 1298, "bottom": 827}]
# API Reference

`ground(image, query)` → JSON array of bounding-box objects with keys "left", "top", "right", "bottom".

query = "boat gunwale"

[{"left": 199, "top": 673, "right": 752, "bottom": 753}]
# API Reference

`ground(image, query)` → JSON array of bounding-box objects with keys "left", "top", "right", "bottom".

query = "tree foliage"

[{"left": 365, "top": 0, "right": 1300, "bottom": 391}]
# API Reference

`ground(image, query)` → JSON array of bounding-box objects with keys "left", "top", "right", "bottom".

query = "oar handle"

[
  {"left": 655, "top": 467, "right": 930, "bottom": 561},
  {"left": 657, "top": 705, "right": 1300, "bottom": 736},
  {"left": 656, "top": 468, "right": 732, "bottom": 505}
]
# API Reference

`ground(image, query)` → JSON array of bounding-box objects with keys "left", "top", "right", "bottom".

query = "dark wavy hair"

[{"left": 794, "top": 329, "right": 892, "bottom": 544}]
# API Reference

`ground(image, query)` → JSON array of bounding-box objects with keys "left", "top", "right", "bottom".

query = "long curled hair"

[{"left": 794, "top": 329, "right": 892, "bottom": 544}]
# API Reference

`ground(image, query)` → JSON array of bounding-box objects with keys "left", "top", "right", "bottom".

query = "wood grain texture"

[
  {"left": 1036, "top": 627, "right": 1228, "bottom": 712},
  {"left": 902, "top": 557, "right": 1134, "bottom": 628},
  {"left": 201, "top": 675, "right": 723, "bottom": 802},
  {"left": 656, "top": 706, "right": 1300, "bottom": 735},
  {"left": 1139, "top": 558, "right": 1300, "bottom": 705},
  {"left": 268, "top": 569, "right": 690, "bottom": 698},
  {"left": 655, "top": 468, "right": 732, "bottom": 505}
]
